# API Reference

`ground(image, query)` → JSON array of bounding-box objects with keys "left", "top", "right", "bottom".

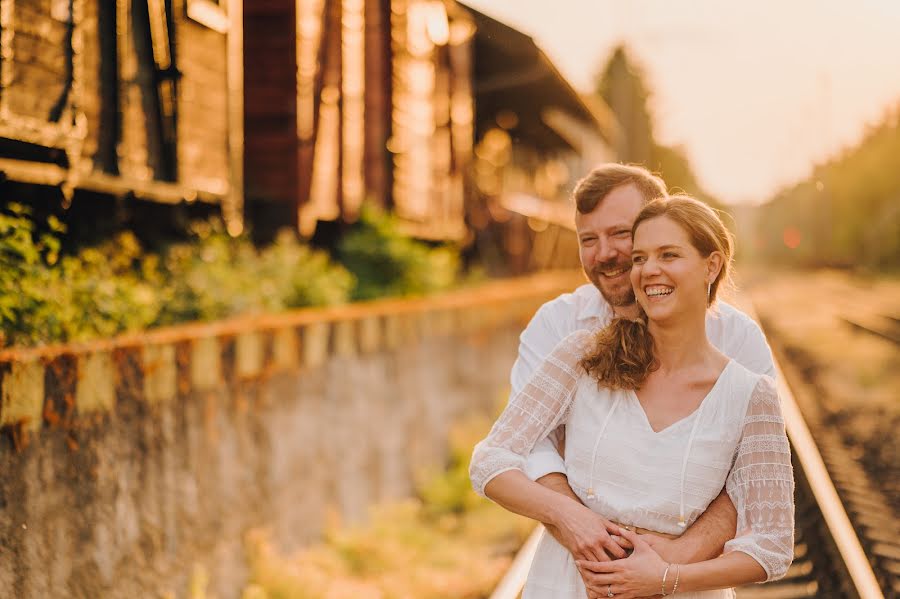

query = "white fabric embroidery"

[
  {"left": 470, "top": 330, "right": 593, "bottom": 495},
  {"left": 724, "top": 375, "right": 795, "bottom": 581},
  {"left": 471, "top": 340, "right": 795, "bottom": 597},
  {"left": 511, "top": 283, "right": 777, "bottom": 481}
]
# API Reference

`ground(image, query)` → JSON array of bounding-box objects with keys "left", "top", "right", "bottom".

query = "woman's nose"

[{"left": 642, "top": 257, "right": 661, "bottom": 274}]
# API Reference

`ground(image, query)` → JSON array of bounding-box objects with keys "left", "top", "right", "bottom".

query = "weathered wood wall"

[
  {"left": 0, "top": 0, "right": 81, "bottom": 152},
  {"left": 0, "top": 0, "right": 241, "bottom": 229},
  {"left": 243, "top": 0, "right": 474, "bottom": 240}
]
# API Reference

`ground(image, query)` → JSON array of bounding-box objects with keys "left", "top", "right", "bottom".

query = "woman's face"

[{"left": 630, "top": 215, "right": 718, "bottom": 324}]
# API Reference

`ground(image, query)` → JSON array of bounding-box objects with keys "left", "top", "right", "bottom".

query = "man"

[{"left": 510, "top": 164, "right": 776, "bottom": 592}]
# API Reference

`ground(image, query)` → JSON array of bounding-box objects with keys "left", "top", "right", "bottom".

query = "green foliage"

[
  {"left": 0, "top": 204, "right": 163, "bottom": 346},
  {"left": 156, "top": 222, "right": 354, "bottom": 325},
  {"left": 417, "top": 416, "right": 490, "bottom": 517},
  {"left": 0, "top": 210, "right": 354, "bottom": 348},
  {"left": 1, "top": 203, "right": 467, "bottom": 348},
  {"left": 337, "top": 206, "right": 460, "bottom": 300},
  {"left": 756, "top": 107, "right": 900, "bottom": 270}
]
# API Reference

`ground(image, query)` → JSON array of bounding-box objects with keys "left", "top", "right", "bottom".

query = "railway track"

[
  {"left": 486, "top": 326, "right": 898, "bottom": 599},
  {"left": 840, "top": 314, "right": 900, "bottom": 346}
]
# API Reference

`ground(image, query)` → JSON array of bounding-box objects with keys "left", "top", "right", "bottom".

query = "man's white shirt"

[{"left": 511, "top": 283, "right": 776, "bottom": 481}]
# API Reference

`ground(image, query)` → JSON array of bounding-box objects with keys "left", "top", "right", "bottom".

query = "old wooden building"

[
  {"left": 0, "top": 0, "right": 613, "bottom": 261},
  {"left": 0, "top": 0, "right": 244, "bottom": 234},
  {"left": 244, "top": 0, "right": 475, "bottom": 241},
  {"left": 464, "top": 6, "right": 616, "bottom": 274}
]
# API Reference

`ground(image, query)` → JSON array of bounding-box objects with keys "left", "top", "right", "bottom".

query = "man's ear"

[{"left": 706, "top": 251, "right": 724, "bottom": 283}]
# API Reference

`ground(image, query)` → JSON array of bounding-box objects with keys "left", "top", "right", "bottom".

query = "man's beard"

[{"left": 588, "top": 260, "right": 636, "bottom": 308}]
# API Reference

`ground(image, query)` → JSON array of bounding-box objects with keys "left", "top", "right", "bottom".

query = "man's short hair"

[{"left": 573, "top": 164, "right": 667, "bottom": 214}]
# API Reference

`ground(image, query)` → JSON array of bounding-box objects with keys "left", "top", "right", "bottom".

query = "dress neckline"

[{"left": 628, "top": 359, "right": 735, "bottom": 435}]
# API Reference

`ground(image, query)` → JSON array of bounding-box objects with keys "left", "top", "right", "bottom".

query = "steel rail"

[{"left": 773, "top": 358, "right": 884, "bottom": 598}]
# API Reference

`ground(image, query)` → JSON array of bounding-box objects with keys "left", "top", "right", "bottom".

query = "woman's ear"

[{"left": 706, "top": 251, "right": 724, "bottom": 284}]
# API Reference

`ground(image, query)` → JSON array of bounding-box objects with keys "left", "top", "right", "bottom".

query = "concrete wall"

[{"left": 0, "top": 272, "right": 583, "bottom": 598}]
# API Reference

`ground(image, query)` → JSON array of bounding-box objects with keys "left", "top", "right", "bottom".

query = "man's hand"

[
  {"left": 578, "top": 529, "right": 668, "bottom": 599},
  {"left": 536, "top": 473, "right": 630, "bottom": 559},
  {"left": 550, "top": 499, "right": 630, "bottom": 563}
]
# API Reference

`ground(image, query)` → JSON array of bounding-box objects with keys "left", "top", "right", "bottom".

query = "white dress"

[{"left": 470, "top": 330, "right": 795, "bottom": 599}]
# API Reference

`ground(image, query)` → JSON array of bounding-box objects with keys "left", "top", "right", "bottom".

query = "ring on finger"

[{"left": 607, "top": 584, "right": 614, "bottom": 597}]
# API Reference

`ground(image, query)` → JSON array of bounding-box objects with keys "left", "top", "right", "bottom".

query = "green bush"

[
  {"left": 1, "top": 204, "right": 163, "bottom": 346},
  {"left": 0, "top": 209, "right": 355, "bottom": 348},
  {"left": 1, "top": 204, "right": 468, "bottom": 349},
  {"left": 155, "top": 222, "right": 354, "bottom": 325},
  {"left": 338, "top": 206, "right": 460, "bottom": 300}
]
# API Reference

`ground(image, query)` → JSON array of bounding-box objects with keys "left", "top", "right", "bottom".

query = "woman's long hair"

[{"left": 580, "top": 195, "right": 734, "bottom": 389}]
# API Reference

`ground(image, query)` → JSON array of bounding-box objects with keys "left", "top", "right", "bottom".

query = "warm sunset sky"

[{"left": 464, "top": 0, "right": 900, "bottom": 204}]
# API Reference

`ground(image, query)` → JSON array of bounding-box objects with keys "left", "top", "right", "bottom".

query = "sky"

[{"left": 464, "top": 0, "right": 900, "bottom": 204}]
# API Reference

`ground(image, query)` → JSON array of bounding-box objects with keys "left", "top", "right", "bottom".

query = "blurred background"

[{"left": 0, "top": 1, "right": 897, "bottom": 598}]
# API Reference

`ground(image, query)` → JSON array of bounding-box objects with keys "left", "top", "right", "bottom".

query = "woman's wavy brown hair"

[{"left": 580, "top": 195, "right": 734, "bottom": 389}]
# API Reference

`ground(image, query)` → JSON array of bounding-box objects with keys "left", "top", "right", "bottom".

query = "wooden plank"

[{"left": 489, "top": 526, "right": 543, "bottom": 599}]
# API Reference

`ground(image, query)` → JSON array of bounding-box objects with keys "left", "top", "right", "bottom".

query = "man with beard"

[{"left": 510, "top": 164, "right": 776, "bottom": 585}]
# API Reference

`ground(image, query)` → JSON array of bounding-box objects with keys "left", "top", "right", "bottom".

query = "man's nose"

[{"left": 597, "top": 238, "right": 618, "bottom": 262}]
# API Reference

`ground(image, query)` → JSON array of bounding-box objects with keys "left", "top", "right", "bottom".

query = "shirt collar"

[{"left": 574, "top": 284, "right": 614, "bottom": 325}]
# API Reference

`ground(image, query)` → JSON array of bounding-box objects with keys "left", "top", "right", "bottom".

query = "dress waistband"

[{"left": 610, "top": 520, "right": 680, "bottom": 540}]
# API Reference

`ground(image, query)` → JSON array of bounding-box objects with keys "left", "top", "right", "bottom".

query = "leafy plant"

[
  {"left": 1, "top": 211, "right": 354, "bottom": 348},
  {"left": 1, "top": 204, "right": 162, "bottom": 346},
  {"left": 338, "top": 206, "right": 460, "bottom": 300}
]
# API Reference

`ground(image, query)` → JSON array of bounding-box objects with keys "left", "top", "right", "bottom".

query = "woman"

[{"left": 470, "top": 196, "right": 794, "bottom": 598}]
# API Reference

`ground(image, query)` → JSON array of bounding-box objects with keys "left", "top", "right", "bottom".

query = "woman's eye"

[
  {"left": 632, "top": 256, "right": 645, "bottom": 264},
  {"left": 662, "top": 252, "right": 678, "bottom": 259}
]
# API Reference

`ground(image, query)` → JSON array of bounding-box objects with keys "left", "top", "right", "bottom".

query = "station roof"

[{"left": 461, "top": 5, "right": 616, "bottom": 152}]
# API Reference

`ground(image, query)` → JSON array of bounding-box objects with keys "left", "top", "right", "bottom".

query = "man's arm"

[
  {"left": 512, "top": 304, "right": 572, "bottom": 481},
  {"left": 642, "top": 489, "right": 737, "bottom": 564},
  {"left": 536, "top": 472, "right": 581, "bottom": 503},
  {"left": 510, "top": 304, "right": 628, "bottom": 560}
]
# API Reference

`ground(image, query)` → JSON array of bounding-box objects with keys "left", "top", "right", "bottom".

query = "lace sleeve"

[
  {"left": 469, "top": 329, "right": 593, "bottom": 497},
  {"left": 723, "top": 375, "right": 795, "bottom": 581}
]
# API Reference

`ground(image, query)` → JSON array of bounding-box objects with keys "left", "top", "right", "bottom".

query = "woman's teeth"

[{"left": 645, "top": 286, "right": 673, "bottom": 297}]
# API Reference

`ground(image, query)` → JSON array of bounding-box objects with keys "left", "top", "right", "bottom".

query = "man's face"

[{"left": 575, "top": 183, "right": 645, "bottom": 308}]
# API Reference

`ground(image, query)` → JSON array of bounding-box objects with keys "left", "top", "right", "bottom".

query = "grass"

[{"left": 237, "top": 413, "right": 533, "bottom": 599}]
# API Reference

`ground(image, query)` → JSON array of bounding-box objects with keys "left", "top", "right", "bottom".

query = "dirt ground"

[{"left": 739, "top": 267, "right": 900, "bottom": 511}]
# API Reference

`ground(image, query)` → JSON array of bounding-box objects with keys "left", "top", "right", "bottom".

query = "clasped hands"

[{"left": 547, "top": 500, "right": 677, "bottom": 599}]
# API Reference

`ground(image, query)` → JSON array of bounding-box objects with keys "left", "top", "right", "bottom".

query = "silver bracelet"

[
  {"left": 661, "top": 563, "right": 671, "bottom": 596},
  {"left": 672, "top": 564, "right": 681, "bottom": 595}
]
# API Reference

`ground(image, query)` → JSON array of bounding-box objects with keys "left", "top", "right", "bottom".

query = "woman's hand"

[
  {"left": 639, "top": 534, "right": 683, "bottom": 565},
  {"left": 550, "top": 501, "right": 629, "bottom": 563},
  {"left": 577, "top": 528, "right": 671, "bottom": 599}
]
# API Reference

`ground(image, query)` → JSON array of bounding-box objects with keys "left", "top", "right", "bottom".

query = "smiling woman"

[
  {"left": 469, "top": 192, "right": 793, "bottom": 598},
  {"left": 581, "top": 195, "right": 733, "bottom": 389}
]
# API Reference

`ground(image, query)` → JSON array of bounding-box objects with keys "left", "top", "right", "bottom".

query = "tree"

[
  {"left": 595, "top": 45, "right": 722, "bottom": 209},
  {"left": 754, "top": 105, "right": 900, "bottom": 270}
]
